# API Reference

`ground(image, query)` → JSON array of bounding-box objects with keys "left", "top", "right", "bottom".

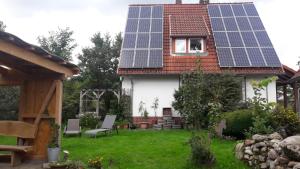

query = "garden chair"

[
  {"left": 85, "top": 115, "right": 118, "bottom": 138},
  {"left": 64, "top": 119, "right": 81, "bottom": 136}
]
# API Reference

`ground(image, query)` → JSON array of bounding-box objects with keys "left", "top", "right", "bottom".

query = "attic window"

[
  {"left": 189, "top": 38, "right": 204, "bottom": 53},
  {"left": 175, "top": 39, "right": 186, "bottom": 53}
]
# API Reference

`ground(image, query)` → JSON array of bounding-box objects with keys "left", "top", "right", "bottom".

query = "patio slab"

[{"left": 0, "top": 161, "right": 43, "bottom": 169}]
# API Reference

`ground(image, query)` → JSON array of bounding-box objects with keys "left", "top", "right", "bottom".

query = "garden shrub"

[
  {"left": 271, "top": 105, "right": 300, "bottom": 136},
  {"left": 188, "top": 133, "right": 215, "bottom": 167},
  {"left": 79, "top": 113, "right": 100, "bottom": 129},
  {"left": 245, "top": 116, "right": 274, "bottom": 137},
  {"left": 222, "top": 109, "right": 254, "bottom": 139}
]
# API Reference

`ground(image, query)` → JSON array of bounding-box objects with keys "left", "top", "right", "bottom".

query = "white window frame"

[
  {"left": 175, "top": 39, "right": 186, "bottom": 53},
  {"left": 188, "top": 38, "right": 204, "bottom": 53}
]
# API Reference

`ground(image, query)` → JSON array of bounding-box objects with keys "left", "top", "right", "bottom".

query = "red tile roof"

[
  {"left": 170, "top": 15, "right": 210, "bottom": 37},
  {"left": 118, "top": 4, "right": 283, "bottom": 76}
]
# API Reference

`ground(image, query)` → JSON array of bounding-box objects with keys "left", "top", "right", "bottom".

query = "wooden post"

[{"left": 293, "top": 82, "right": 299, "bottom": 114}]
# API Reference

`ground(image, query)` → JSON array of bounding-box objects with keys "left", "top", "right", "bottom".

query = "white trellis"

[{"left": 79, "top": 89, "right": 120, "bottom": 116}]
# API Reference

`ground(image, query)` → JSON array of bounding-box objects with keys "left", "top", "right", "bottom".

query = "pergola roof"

[
  {"left": 0, "top": 31, "right": 79, "bottom": 85},
  {"left": 277, "top": 65, "right": 296, "bottom": 85}
]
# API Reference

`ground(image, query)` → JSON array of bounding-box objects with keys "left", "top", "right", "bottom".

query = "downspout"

[
  {"left": 130, "top": 78, "right": 134, "bottom": 118},
  {"left": 244, "top": 76, "right": 247, "bottom": 101}
]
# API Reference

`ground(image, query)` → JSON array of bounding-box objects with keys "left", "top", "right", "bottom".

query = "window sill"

[{"left": 172, "top": 52, "right": 208, "bottom": 57}]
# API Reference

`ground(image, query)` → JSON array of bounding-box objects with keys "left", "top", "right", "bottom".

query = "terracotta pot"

[{"left": 140, "top": 122, "right": 149, "bottom": 129}]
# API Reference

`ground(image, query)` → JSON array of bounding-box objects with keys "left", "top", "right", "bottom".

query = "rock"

[
  {"left": 268, "top": 149, "right": 278, "bottom": 160},
  {"left": 269, "top": 160, "right": 276, "bottom": 169},
  {"left": 275, "top": 166, "right": 284, "bottom": 169},
  {"left": 245, "top": 149, "right": 253, "bottom": 155},
  {"left": 288, "top": 161, "right": 299, "bottom": 167},
  {"left": 259, "top": 155, "right": 266, "bottom": 162},
  {"left": 253, "top": 146, "right": 260, "bottom": 153},
  {"left": 294, "top": 163, "right": 300, "bottom": 169},
  {"left": 277, "top": 156, "right": 289, "bottom": 164},
  {"left": 253, "top": 134, "right": 268, "bottom": 142},
  {"left": 269, "top": 132, "right": 283, "bottom": 140},
  {"left": 255, "top": 142, "right": 267, "bottom": 148},
  {"left": 283, "top": 144, "right": 300, "bottom": 161},
  {"left": 280, "top": 136, "right": 300, "bottom": 147},
  {"left": 244, "top": 154, "right": 250, "bottom": 160},
  {"left": 260, "top": 162, "right": 267, "bottom": 168},
  {"left": 261, "top": 147, "right": 267, "bottom": 152},
  {"left": 235, "top": 143, "right": 244, "bottom": 160},
  {"left": 245, "top": 139, "right": 255, "bottom": 146}
]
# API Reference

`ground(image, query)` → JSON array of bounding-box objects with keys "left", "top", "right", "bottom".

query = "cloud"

[{"left": 0, "top": 0, "right": 298, "bottom": 69}]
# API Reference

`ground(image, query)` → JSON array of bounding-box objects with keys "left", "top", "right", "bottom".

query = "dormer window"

[
  {"left": 189, "top": 38, "right": 204, "bottom": 53},
  {"left": 173, "top": 38, "right": 205, "bottom": 55},
  {"left": 175, "top": 39, "right": 186, "bottom": 53}
]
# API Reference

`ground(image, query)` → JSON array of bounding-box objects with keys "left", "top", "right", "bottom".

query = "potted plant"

[
  {"left": 48, "top": 120, "right": 60, "bottom": 163},
  {"left": 138, "top": 101, "right": 149, "bottom": 129},
  {"left": 49, "top": 161, "right": 68, "bottom": 169}
]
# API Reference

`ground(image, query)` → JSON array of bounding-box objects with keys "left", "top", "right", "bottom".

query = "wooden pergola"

[{"left": 0, "top": 31, "right": 79, "bottom": 163}]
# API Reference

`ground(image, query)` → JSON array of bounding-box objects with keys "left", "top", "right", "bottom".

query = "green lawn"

[{"left": 0, "top": 130, "right": 248, "bottom": 169}]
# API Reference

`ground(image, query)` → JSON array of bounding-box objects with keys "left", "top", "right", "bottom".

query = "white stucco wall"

[
  {"left": 122, "top": 76, "right": 180, "bottom": 117},
  {"left": 122, "top": 75, "right": 277, "bottom": 118},
  {"left": 243, "top": 76, "right": 277, "bottom": 103}
]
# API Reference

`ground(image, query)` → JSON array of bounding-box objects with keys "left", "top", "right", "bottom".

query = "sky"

[{"left": 0, "top": 0, "right": 299, "bottom": 70}]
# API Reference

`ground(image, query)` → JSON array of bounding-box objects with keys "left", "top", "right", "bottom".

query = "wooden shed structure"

[{"left": 0, "top": 31, "right": 79, "bottom": 162}]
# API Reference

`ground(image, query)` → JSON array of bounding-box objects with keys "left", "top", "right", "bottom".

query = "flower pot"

[
  {"left": 48, "top": 147, "right": 60, "bottom": 163},
  {"left": 139, "top": 122, "right": 149, "bottom": 129}
]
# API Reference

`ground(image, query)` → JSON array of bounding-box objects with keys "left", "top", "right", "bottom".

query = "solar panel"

[
  {"left": 231, "top": 4, "right": 246, "bottom": 16},
  {"left": 134, "top": 50, "right": 149, "bottom": 68},
  {"left": 261, "top": 48, "right": 281, "bottom": 67},
  {"left": 123, "top": 34, "right": 136, "bottom": 48},
  {"left": 128, "top": 6, "right": 140, "bottom": 18},
  {"left": 227, "top": 32, "right": 244, "bottom": 47},
  {"left": 249, "top": 17, "right": 265, "bottom": 30},
  {"left": 119, "top": 50, "right": 134, "bottom": 68},
  {"left": 241, "top": 32, "right": 258, "bottom": 47},
  {"left": 125, "top": 19, "right": 138, "bottom": 32},
  {"left": 231, "top": 48, "right": 250, "bottom": 66},
  {"left": 208, "top": 5, "right": 221, "bottom": 17},
  {"left": 211, "top": 18, "right": 225, "bottom": 31},
  {"left": 208, "top": 3, "right": 281, "bottom": 67},
  {"left": 246, "top": 48, "right": 266, "bottom": 66},
  {"left": 119, "top": 5, "right": 163, "bottom": 68},
  {"left": 255, "top": 31, "right": 272, "bottom": 47},
  {"left": 236, "top": 17, "right": 251, "bottom": 31},
  {"left": 214, "top": 32, "right": 229, "bottom": 47},
  {"left": 138, "top": 19, "right": 150, "bottom": 32},
  {"left": 151, "top": 19, "right": 163, "bottom": 32},
  {"left": 140, "top": 6, "right": 151, "bottom": 18},
  {"left": 216, "top": 48, "right": 235, "bottom": 66},
  {"left": 152, "top": 6, "right": 163, "bottom": 18},
  {"left": 243, "top": 3, "right": 259, "bottom": 16},
  {"left": 150, "top": 33, "right": 163, "bottom": 48},
  {"left": 223, "top": 18, "right": 238, "bottom": 31},
  {"left": 136, "top": 33, "right": 149, "bottom": 48},
  {"left": 149, "top": 49, "right": 163, "bottom": 67}
]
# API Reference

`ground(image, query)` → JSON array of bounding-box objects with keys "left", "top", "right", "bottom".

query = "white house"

[{"left": 118, "top": 1, "right": 283, "bottom": 125}]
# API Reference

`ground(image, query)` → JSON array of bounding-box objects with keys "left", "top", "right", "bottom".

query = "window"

[
  {"left": 189, "top": 38, "right": 203, "bottom": 53},
  {"left": 175, "top": 39, "right": 186, "bottom": 53}
]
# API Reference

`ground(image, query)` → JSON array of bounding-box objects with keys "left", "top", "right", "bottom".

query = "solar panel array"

[
  {"left": 208, "top": 3, "right": 281, "bottom": 67},
  {"left": 119, "top": 5, "right": 164, "bottom": 68}
]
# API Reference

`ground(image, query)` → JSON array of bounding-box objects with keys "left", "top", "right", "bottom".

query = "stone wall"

[{"left": 235, "top": 133, "right": 300, "bottom": 169}]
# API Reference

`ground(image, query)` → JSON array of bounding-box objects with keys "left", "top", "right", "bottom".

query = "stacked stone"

[{"left": 235, "top": 133, "right": 300, "bottom": 169}]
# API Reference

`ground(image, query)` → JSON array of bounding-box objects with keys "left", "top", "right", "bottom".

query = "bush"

[
  {"left": 79, "top": 113, "right": 100, "bottom": 129},
  {"left": 88, "top": 156, "right": 103, "bottom": 169},
  {"left": 222, "top": 109, "right": 254, "bottom": 139},
  {"left": 245, "top": 116, "right": 274, "bottom": 137},
  {"left": 188, "top": 133, "right": 214, "bottom": 167},
  {"left": 271, "top": 105, "right": 300, "bottom": 136}
]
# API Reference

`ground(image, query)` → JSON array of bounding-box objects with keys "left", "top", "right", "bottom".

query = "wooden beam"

[
  {"left": 34, "top": 81, "right": 56, "bottom": 126},
  {"left": 0, "top": 40, "right": 74, "bottom": 77},
  {"left": 0, "top": 75, "right": 23, "bottom": 86}
]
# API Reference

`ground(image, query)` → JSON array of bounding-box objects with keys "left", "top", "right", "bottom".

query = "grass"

[{"left": 0, "top": 130, "right": 249, "bottom": 169}]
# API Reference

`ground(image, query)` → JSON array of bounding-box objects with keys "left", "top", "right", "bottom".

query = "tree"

[
  {"left": 0, "top": 20, "right": 6, "bottom": 31},
  {"left": 37, "top": 27, "right": 77, "bottom": 61},
  {"left": 78, "top": 33, "right": 122, "bottom": 116},
  {"left": 173, "top": 71, "right": 241, "bottom": 129}
]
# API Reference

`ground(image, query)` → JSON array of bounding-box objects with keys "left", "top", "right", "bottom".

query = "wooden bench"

[{"left": 0, "top": 121, "right": 37, "bottom": 166}]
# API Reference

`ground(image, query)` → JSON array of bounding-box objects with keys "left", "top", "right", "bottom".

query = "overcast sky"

[{"left": 0, "top": 0, "right": 299, "bottom": 70}]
